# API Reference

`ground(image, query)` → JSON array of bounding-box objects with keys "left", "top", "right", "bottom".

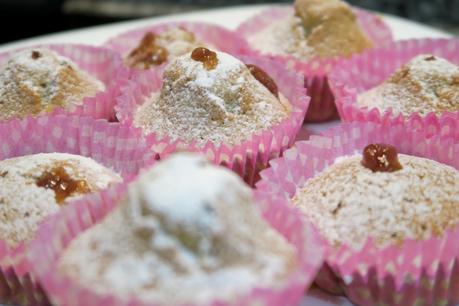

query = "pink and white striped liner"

[
  {"left": 115, "top": 54, "right": 310, "bottom": 186},
  {"left": 329, "top": 38, "right": 459, "bottom": 141},
  {"left": 0, "top": 44, "right": 129, "bottom": 122},
  {"left": 29, "top": 176, "right": 325, "bottom": 306},
  {"left": 256, "top": 122, "right": 459, "bottom": 306},
  {"left": 237, "top": 6, "right": 393, "bottom": 122},
  {"left": 0, "top": 115, "right": 158, "bottom": 305}
]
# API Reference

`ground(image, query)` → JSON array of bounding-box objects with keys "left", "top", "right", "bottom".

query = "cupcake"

[
  {"left": 250, "top": 0, "right": 373, "bottom": 60},
  {"left": 0, "top": 153, "right": 121, "bottom": 248},
  {"left": 256, "top": 122, "right": 459, "bottom": 306},
  {"left": 104, "top": 22, "right": 251, "bottom": 71},
  {"left": 292, "top": 143, "right": 459, "bottom": 249},
  {"left": 357, "top": 54, "right": 459, "bottom": 116},
  {"left": 330, "top": 39, "right": 459, "bottom": 140},
  {"left": 0, "top": 48, "right": 103, "bottom": 121},
  {"left": 0, "top": 45, "right": 128, "bottom": 122},
  {"left": 32, "top": 153, "right": 323, "bottom": 306},
  {"left": 117, "top": 47, "right": 308, "bottom": 184},
  {"left": 238, "top": 0, "right": 392, "bottom": 122},
  {"left": 0, "top": 114, "right": 156, "bottom": 306},
  {"left": 134, "top": 47, "right": 290, "bottom": 146}
]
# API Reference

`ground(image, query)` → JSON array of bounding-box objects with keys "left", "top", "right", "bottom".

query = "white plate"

[{"left": 0, "top": 5, "right": 453, "bottom": 306}]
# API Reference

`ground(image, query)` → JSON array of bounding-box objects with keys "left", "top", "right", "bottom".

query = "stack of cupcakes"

[{"left": 1, "top": 0, "right": 458, "bottom": 306}]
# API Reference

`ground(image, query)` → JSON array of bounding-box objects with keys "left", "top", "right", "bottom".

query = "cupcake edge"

[
  {"left": 0, "top": 44, "right": 130, "bottom": 122},
  {"left": 256, "top": 121, "right": 459, "bottom": 306},
  {"left": 29, "top": 177, "right": 325, "bottom": 306},
  {"left": 329, "top": 38, "right": 459, "bottom": 141}
]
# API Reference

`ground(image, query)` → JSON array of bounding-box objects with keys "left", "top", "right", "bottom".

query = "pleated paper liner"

[
  {"left": 29, "top": 176, "right": 325, "bottom": 306},
  {"left": 237, "top": 6, "right": 393, "bottom": 122},
  {"left": 0, "top": 44, "right": 129, "bottom": 122},
  {"left": 0, "top": 115, "right": 159, "bottom": 305},
  {"left": 256, "top": 122, "right": 459, "bottom": 306},
  {"left": 329, "top": 38, "right": 459, "bottom": 141},
  {"left": 115, "top": 54, "right": 310, "bottom": 186}
]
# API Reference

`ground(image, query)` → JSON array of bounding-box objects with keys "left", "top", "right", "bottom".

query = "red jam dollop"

[
  {"left": 36, "top": 166, "right": 91, "bottom": 204},
  {"left": 361, "top": 144, "right": 402, "bottom": 172},
  {"left": 246, "top": 64, "right": 279, "bottom": 97}
]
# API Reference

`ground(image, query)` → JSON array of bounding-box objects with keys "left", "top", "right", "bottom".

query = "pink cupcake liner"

[
  {"left": 115, "top": 54, "right": 310, "bottom": 186},
  {"left": 0, "top": 115, "right": 159, "bottom": 305},
  {"left": 29, "top": 175, "right": 325, "bottom": 306},
  {"left": 237, "top": 6, "right": 393, "bottom": 122},
  {"left": 104, "top": 21, "right": 254, "bottom": 75},
  {"left": 329, "top": 38, "right": 459, "bottom": 141},
  {"left": 256, "top": 121, "right": 459, "bottom": 306},
  {"left": 0, "top": 44, "right": 129, "bottom": 122}
]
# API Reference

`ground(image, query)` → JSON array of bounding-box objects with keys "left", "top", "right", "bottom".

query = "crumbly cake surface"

[
  {"left": 134, "top": 51, "right": 290, "bottom": 146},
  {"left": 0, "top": 153, "right": 121, "bottom": 247},
  {"left": 58, "top": 154, "right": 297, "bottom": 305},
  {"left": 250, "top": 0, "right": 373, "bottom": 60},
  {"left": 292, "top": 154, "right": 459, "bottom": 249},
  {"left": 357, "top": 54, "right": 459, "bottom": 116},
  {"left": 0, "top": 48, "right": 104, "bottom": 121}
]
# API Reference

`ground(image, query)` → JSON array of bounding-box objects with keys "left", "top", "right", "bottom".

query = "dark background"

[{"left": 1, "top": 0, "right": 458, "bottom": 44}]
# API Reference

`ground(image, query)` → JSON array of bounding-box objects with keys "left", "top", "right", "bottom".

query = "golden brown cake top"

[
  {"left": 250, "top": 0, "right": 373, "bottom": 59},
  {"left": 294, "top": 0, "right": 373, "bottom": 58},
  {"left": 134, "top": 48, "right": 290, "bottom": 146},
  {"left": 0, "top": 48, "right": 104, "bottom": 121},
  {"left": 358, "top": 54, "right": 459, "bottom": 116},
  {"left": 293, "top": 146, "right": 459, "bottom": 249},
  {"left": 58, "top": 153, "right": 296, "bottom": 305},
  {"left": 0, "top": 153, "right": 121, "bottom": 247}
]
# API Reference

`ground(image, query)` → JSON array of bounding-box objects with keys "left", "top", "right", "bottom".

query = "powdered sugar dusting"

[
  {"left": 58, "top": 153, "right": 297, "bottom": 305},
  {"left": 292, "top": 153, "right": 459, "bottom": 249},
  {"left": 358, "top": 54, "right": 459, "bottom": 116},
  {"left": 0, "top": 153, "right": 121, "bottom": 247},
  {"left": 251, "top": 15, "right": 314, "bottom": 59},
  {"left": 134, "top": 51, "right": 290, "bottom": 146},
  {"left": 0, "top": 48, "right": 105, "bottom": 121}
]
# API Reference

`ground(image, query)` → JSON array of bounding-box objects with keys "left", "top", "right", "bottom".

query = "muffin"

[
  {"left": 357, "top": 54, "right": 459, "bottom": 117},
  {"left": 249, "top": 0, "right": 373, "bottom": 60},
  {"left": 125, "top": 27, "right": 208, "bottom": 69},
  {"left": 57, "top": 153, "right": 297, "bottom": 305},
  {"left": 0, "top": 48, "right": 105, "bottom": 121},
  {"left": 0, "top": 153, "right": 121, "bottom": 248},
  {"left": 238, "top": 0, "right": 392, "bottom": 122},
  {"left": 133, "top": 47, "right": 291, "bottom": 147},
  {"left": 292, "top": 143, "right": 459, "bottom": 249}
]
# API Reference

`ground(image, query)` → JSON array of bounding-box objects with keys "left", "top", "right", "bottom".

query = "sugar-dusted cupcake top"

[
  {"left": 293, "top": 144, "right": 459, "bottom": 249},
  {"left": 0, "top": 48, "right": 104, "bottom": 121},
  {"left": 134, "top": 47, "right": 290, "bottom": 146},
  {"left": 125, "top": 27, "right": 207, "bottom": 69},
  {"left": 358, "top": 54, "right": 459, "bottom": 116},
  {"left": 0, "top": 153, "right": 121, "bottom": 247},
  {"left": 250, "top": 0, "right": 373, "bottom": 60},
  {"left": 58, "top": 153, "right": 297, "bottom": 305}
]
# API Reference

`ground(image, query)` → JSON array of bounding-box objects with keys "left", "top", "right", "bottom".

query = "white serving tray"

[{"left": 0, "top": 4, "right": 452, "bottom": 306}]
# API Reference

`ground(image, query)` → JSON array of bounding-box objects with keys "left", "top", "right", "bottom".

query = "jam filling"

[
  {"left": 361, "top": 144, "right": 402, "bottom": 172},
  {"left": 191, "top": 47, "right": 218, "bottom": 70},
  {"left": 126, "top": 32, "right": 169, "bottom": 68},
  {"left": 246, "top": 64, "right": 279, "bottom": 97},
  {"left": 36, "top": 166, "right": 91, "bottom": 204},
  {"left": 31, "top": 51, "right": 41, "bottom": 60}
]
